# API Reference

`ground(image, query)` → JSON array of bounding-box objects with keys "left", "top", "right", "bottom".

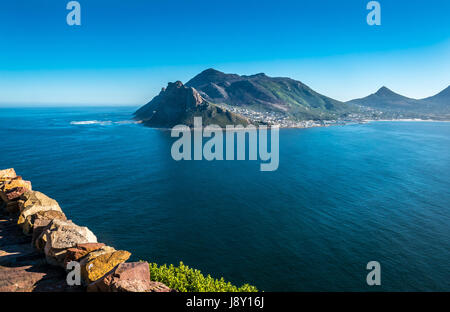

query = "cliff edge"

[{"left": 0, "top": 168, "right": 173, "bottom": 292}]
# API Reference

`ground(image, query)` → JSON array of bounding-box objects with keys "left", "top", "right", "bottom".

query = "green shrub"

[{"left": 147, "top": 261, "right": 258, "bottom": 292}]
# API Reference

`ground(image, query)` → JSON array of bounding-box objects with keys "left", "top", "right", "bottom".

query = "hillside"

[
  {"left": 422, "top": 86, "right": 450, "bottom": 111},
  {"left": 348, "top": 86, "right": 450, "bottom": 117},
  {"left": 186, "top": 68, "right": 354, "bottom": 120},
  {"left": 134, "top": 81, "right": 249, "bottom": 128}
]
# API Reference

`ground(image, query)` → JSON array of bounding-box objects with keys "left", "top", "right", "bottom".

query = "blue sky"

[{"left": 0, "top": 0, "right": 449, "bottom": 105}]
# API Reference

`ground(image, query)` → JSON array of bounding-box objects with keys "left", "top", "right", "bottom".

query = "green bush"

[{"left": 148, "top": 261, "right": 258, "bottom": 292}]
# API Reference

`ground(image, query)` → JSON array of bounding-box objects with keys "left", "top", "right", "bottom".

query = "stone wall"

[{"left": 0, "top": 168, "right": 173, "bottom": 292}]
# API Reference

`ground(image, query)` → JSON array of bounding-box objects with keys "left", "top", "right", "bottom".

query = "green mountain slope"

[{"left": 186, "top": 68, "right": 354, "bottom": 120}]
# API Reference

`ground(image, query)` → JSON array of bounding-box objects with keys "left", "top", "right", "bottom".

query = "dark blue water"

[{"left": 0, "top": 107, "right": 449, "bottom": 291}]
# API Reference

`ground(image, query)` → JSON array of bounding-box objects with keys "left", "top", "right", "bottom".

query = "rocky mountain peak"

[
  {"left": 167, "top": 80, "right": 184, "bottom": 89},
  {"left": 375, "top": 86, "right": 394, "bottom": 96},
  {"left": 134, "top": 77, "right": 249, "bottom": 128},
  {"left": 159, "top": 81, "right": 204, "bottom": 108}
]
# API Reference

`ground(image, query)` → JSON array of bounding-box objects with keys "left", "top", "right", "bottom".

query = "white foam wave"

[
  {"left": 113, "top": 120, "right": 140, "bottom": 124},
  {"left": 70, "top": 120, "right": 112, "bottom": 125},
  {"left": 70, "top": 120, "right": 140, "bottom": 126}
]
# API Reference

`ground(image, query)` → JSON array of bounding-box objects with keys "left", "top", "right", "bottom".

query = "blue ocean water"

[{"left": 0, "top": 106, "right": 449, "bottom": 291}]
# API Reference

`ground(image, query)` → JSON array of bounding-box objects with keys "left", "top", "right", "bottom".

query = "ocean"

[{"left": 0, "top": 106, "right": 449, "bottom": 291}]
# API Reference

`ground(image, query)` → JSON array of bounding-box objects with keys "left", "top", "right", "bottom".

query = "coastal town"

[{"left": 217, "top": 103, "right": 382, "bottom": 128}]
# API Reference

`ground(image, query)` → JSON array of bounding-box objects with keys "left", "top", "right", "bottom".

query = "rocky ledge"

[{"left": 0, "top": 168, "right": 173, "bottom": 292}]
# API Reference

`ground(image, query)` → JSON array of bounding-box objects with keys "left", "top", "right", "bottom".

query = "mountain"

[
  {"left": 185, "top": 68, "right": 354, "bottom": 120},
  {"left": 135, "top": 69, "right": 450, "bottom": 128},
  {"left": 348, "top": 86, "right": 450, "bottom": 116},
  {"left": 347, "top": 86, "right": 423, "bottom": 110},
  {"left": 422, "top": 86, "right": 450, "bottom": 108},
  {"left": 134, "top": 81, "right": 249, "bottom": 128}
]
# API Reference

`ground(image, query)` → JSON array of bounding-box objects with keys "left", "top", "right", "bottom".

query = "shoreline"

[
  {"left": 137, "top": 118, "right": 450, "bottom": 131},
  {"left": 366, "top": 119, "right": 450, "bottom": 122}
]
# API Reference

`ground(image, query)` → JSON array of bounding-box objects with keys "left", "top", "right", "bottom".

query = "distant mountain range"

[
  {"left": 347, "top": 86, "right": 450, "bottom": 116},
  {"left": 423, "top": 85, "right": 450, "bottom": 107},
  {"left": 135, "top": 69, "right": 450, "bottom": 127}
]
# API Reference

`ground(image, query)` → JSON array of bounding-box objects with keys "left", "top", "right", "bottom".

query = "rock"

[
  {"left": 0, "top": 179, "right": 31, "bottom": 202},
  {"left": 148, "top": 281, "right": 175, "bottom": 292},
  {"left": 81, "top": 250, "right": 131, "bottom": 284},
  {"left": 82, "top": 246, "right": 116, "bottom": 260},
  {"left": 17, "top": 191, "right": 62, "bottom": 227},
  {"left": 87, "top": 262, "right": 152, "bottom": 292},
  {"left": 0, "top": 175, "right": 20, "bottom": 192},
  {"left": 0, "top": 168, "right": 16, "bottom": 179},
  {"left": 22, "top": 209, "right": 67, "bottom": 236},
  {"left": 42, "top": 219, "right": 98, "bottom": 266},
  {"left": 19, "top": 190, "right": 52, "bottom": 210},
  {"left": 64, "top": 243, "right": 106, "bottom": 267},
  {"left": 2, "top": 179, "right": 32, "bottom": 193},
  {"left": 0, "top": 216, "right": 77, "bottom": 292},
  {"left": 17, "top": 190, "right": 35, "bottom": 212},
  {"left": 6, "top": 187, "right": 26, "bottom": 201},
  {"left": 32, "top": 219, "right": 53, "bottom": 250}
]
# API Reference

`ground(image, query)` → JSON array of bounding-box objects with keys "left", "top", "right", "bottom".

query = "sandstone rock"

[
  {"left": 2, "top": 179, "right": 31, "bottom": 193},
  {"left": 64, "top": 243, "right": 105, "bottom": 267},
  {"left": 77, "top": 246, "right": 117, "bottom": 280},
  {"left": 42, "top": 219, "right": 98, "bottom": 266},
  {"left": 0, "top": 168, "right": 16, "bottom": 179},
  {"left": 0, "top": 176, "right": 20, "bottom": 186},
  {"left": 19, "top": 190, "right": 51, "bottom": 210},
  {"left": 0, "top": 175, "right": 19, "bottom": 192},
  {"left": 17, "top": 190, "right": 35, "bottom": 212},
  {"left": 0, "top": 180, "right": 29, "bottom": 202},
  {"left": 148, "top": 281, "right": 175, "bottom": 292},
  {"left": 17, "top": 191, "right": 62, "bottom": 227},
  {"left": 87, "top": 262, "right": 152, "bottom": 292},
  {"left": 0, "top": 216, "right": 77, "bottom": 292},
  {"left": 6, "top": 187, "right": 26, "bottom": 201},
  {"left": 81, "top": 250, "right": 131, "bottom": 284},
  {"left": 79, "top": 246, "right": 116, "bottom": 264},
  {"left": 32, "top": 219, "right": 53, "bottom": 251},
  {"left": 22, "top": 209, "right": 67, "bottom": 236}
]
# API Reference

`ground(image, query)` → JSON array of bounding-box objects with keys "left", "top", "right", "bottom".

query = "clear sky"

[{"left": 0, "top": 0, "right": 449, "bottom": 106}]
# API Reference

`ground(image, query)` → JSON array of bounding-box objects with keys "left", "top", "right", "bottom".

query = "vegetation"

[
  {"left": 148, "top": 261, "right": 258, "bottom": 292},
  {"left": 185, "top": 68, "right": 355, "bottom": 120}
]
